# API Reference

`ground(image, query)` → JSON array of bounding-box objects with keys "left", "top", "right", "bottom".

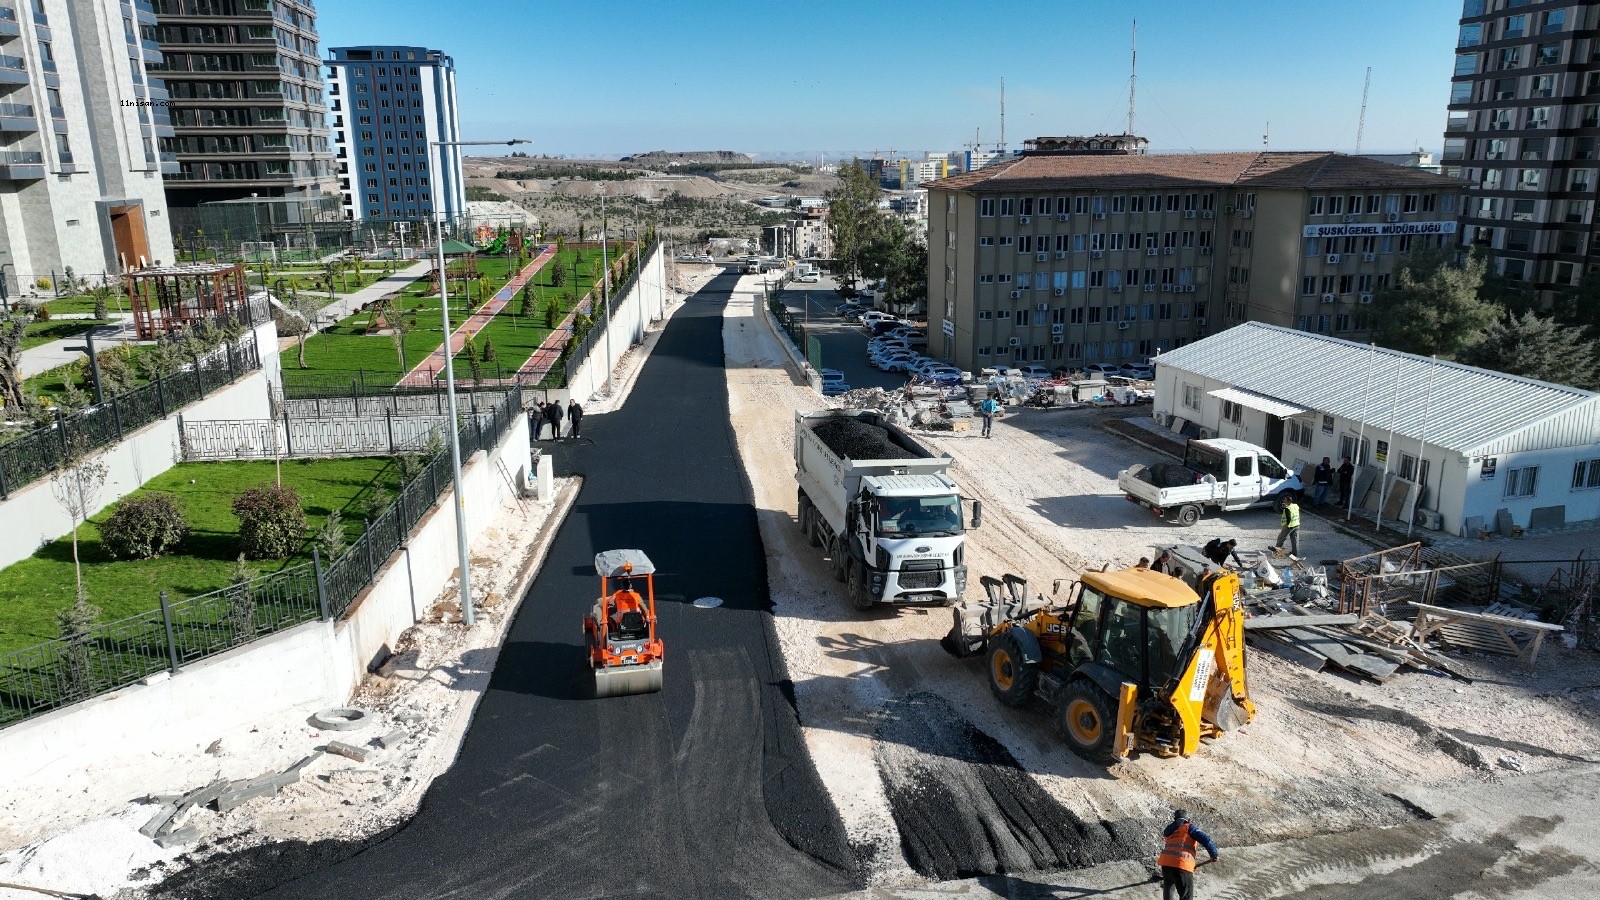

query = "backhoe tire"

[
  {"left": 1055, "top": 680, "right": 1121, "bottom": 765},
  {"left": 847, "top": 558, "right": 876, "bottom": 611},
  {"left": 1175, "top": 504, "right": 1201, "bottom": 527},
  {"left": 986, "top": 632, "right": 1038, "bottom": 707}
]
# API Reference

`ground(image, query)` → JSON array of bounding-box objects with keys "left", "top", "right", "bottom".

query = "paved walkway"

[
  {"left": 18, "top": 315, "right": 138, "bottom": 379},
  {"left": 397, "top": 247, "right": 555, "bottom": 387}
]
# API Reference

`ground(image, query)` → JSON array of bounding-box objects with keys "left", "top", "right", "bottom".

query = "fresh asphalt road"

[
  {"left": 777, "top": 277, "right": 908, "bottom": 391},
  {"left": 226, "top": 270, "right": 858, "bottom": 899}
]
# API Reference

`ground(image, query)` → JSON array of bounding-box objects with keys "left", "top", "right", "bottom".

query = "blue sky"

[{"left": 318, "top": 0, "right": 1462, "bottom": 158}]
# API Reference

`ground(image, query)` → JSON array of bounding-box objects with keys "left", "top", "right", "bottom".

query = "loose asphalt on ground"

[{"left": 148, "top": 270, "right": 859, "bottom": 899}]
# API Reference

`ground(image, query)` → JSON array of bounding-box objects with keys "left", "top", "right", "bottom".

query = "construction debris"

[
  {"left": 324, "top": 741, "right": 371, "bottom": 763},
  {"left": 809, "top": 418, "right": 906, "bottom": 461},
  {"left": 375, "top": 730, "right": 408, "bottom": 750}
]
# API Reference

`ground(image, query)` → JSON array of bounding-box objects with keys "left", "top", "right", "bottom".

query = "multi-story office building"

[
  {"left": 0, "top": 0, "right": 176, "bottom": 292},
  {"left": 324, "top": 45, "right": 462, "bottom": 223},
  {"left": 1442, "top": 0, "right": 1600, "bottom": 302},
  {"left": 899, "top": 156, "right": 948, "bottom": 189},
  {"left": 148, "top": 0, "right": 335, "bottom": 207},
  {"left": 926, "top": 137, "right": 1465, "bottom": 372}
]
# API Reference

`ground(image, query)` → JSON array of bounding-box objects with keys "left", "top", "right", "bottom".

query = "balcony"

[
  {"left": 0, "top": 100, "right": 32, "bottom": 131},
  {"left": 0, "top": 52, "right": 25, "bottom": 84},
  {"left": 0, "top": 148, "right": 43, "bottom": 179}
]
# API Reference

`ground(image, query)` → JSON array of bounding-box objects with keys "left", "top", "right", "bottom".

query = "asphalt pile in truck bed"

[{"left": 812, "top": 418, "right": 906, "bottom": 461}]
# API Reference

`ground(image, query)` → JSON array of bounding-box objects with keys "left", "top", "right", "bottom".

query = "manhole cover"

[{"left": 692, "top": 597, "right": 723, "bottom": 609}]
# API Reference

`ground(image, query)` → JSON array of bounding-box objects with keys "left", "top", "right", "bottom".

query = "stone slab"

[{"left": 325, "top": 740, "right": 370, "bottom": 762}]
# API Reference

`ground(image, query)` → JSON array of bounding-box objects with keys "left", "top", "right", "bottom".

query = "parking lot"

[{"left": 776, "top": 274, "right": 917, "bottom": 391}]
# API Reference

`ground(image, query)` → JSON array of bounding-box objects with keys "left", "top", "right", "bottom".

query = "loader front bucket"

[
  {"left": 594, "top": 660, "right": 664, "bottom": 698},
  {"left": 940, "top": 604, "right": 987, "bottom": 658}
]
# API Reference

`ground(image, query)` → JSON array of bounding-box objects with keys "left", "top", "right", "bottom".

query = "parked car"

[
  {"left": 928, "top": 367, "right": 965, "bottom": 385},
  {"left": 1017, "top": 365, "right": 1053, "bottom": 380},
  {"left": 821, "top": 369, "right": 847, "bottom": 383},
  {"left": 1084, "top": 364, "right": 1121, "bottom": 378},
  {"left": 796, "top": 272, "right": 820, "bottom": 283},
  {"left": 821, "top": 381, "right": 853, "bottom": 396},
  {"left": 1120, "top": 364, "right": 1155, "bottom": 380}
]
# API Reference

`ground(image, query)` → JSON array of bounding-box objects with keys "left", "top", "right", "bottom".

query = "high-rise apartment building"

[
  {"left": 0, "top": 0, "right": 176, "bottom": 292},
  {"left": 1442, "top": 0, "right": 1600, "bottom": 302},
  {"left": 147, "top": 0, "right": 335, "bottom": 207},
  {"left": 926, "top": 138, "right": 1464, "bottom": 372},
  {"left": 324, "top": 45, "right": 463, "bottom": 223}
]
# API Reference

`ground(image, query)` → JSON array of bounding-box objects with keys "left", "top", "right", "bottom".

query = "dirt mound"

[
  {"left": 873, "top": 692, "right": 1144, "bottom": 880},
  {"left": 811, "top": 418, "right": 904, "bottom": 461}
]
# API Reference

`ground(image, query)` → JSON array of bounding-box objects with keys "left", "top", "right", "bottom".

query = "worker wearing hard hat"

[{"left": 1157, "top": 808, "right": 1220, "bottom": 900}]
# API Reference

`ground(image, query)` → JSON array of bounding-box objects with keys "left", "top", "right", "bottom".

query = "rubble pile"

[{"left": 811, "top": 418, "right": 906, "bottom": 461}]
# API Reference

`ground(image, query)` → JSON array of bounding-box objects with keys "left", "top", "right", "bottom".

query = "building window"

[
  {"left": 1504, "top": 466, "right": 1539, "bottom": 499},
  {"left": 980, "top": 197, "right": 994, "bottom": 217},
  {"left": 1287, "top": 419, "right": 1313, "bottom": 449},
  {"left": 1573, "top": 459, "right": 1600, "bottom": 491},
  {"left": 1222, "top": 400, "right": 1243, "bottom": 425},
  {"left": 999, "top": 198, "right": 1013, "bottom": 217},
  {"left": 1182, "top": 384, "right": 1201, "bottom": 410}
]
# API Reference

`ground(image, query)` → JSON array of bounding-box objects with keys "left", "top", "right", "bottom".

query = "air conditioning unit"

[
  {"left": 1195, "top": 316, "right": 1207, "bottom": 326},
  {"left": 1037, "top": 252, "right": 1049, "bottom": 261},
  {"left": 1184, "top": 285, "right": 1196, "bottom": 293},
  {"left": 1342, "top": 214, "right": 1356, "bottom": 223},
  {"left": 1385, "top": 213, "right": 1400, "bottom": 222},
  {"left": 1037, "top": 303, "right": 1050, "bottom": 311},
  {"left": 1163, "top": 247, "right": 1175, "bottom": 255},
  {"left": 1154, "top": 411, "right": 1172, "bottom": 427},
  {"left": 1359, "top": 292, "right": 1374, "bottom": 304},
  {"left": 1161, "top": 284, "right": 1173, "bottom": 292},
  {"left": 1051, "top": 335, "right": 1066, "bottom": 344},
  {"left": 1415, "top": 508, "right": 1442, "bottom": 530},
  {"left": 1241, "top": 209, "right": 1254, "bottom": 218},
  {"left": 1055, "top": 250, "right": 1068, "bottom": 259},
  {"left": 1019, "top": 215, "right": 1031, "bottom": 224},
  {"left": 1146, "top": 248, "right": 1159, "bottom": 256},
  {"left": 1321, "top": 293, "right": 1337, "bottom": 304},
  {"left": 1326, "top": 254, "right": 1341, "bottom": 264},
  {"left": 1091, "top": 250, "right": 1104, "bottom": 259},
  {"left": 1051, "top": 323, "right": 1065, "bottom": 334},
  {"left": 1111, "top": 285, "right": 1123, "bottom": 293},
  {"left": 1094, "top": 212, "right": 1106, "bottom": 220},
  {"left": 1362, "top": 252, "right": 1376, "bottom": 262},
  {"left": 1196, "top": 426, "right": 1216, "bottom": 439},
  {"left": 1052, "top": 288, "right": 1065, "bottom": 296},
  {"left": 1184, "top": 210, "right": 1196, "bottom": 219},
  {"left": 1201, "top": 210, "right": 1215, "bottom": 219},
  {"left": 1199, "top": 246, "right": 1212, "bottom": 255},
  {"left": 1058, "top": 213, "right": 1070, "bottom": 222},
  {"left": 1008, "top": 337, "right": 1022, "bottom": 347},
  {"left": 1010, "top": 290, "right": 1022, "bottom": 299},
  {"left": 1118, "top": 321, "right": 1130, "bottom": 330}
]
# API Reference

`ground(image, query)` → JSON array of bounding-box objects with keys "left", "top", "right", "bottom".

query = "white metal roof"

[
  {"left": 864, "top": 474, "right": 958, "bottom": 496},
  {"left": 1157, "top": 323, "right": 1600, "bottom": 456},
  {"left": 1208, "top": 387, "right": 1309, "bottom": 418}
]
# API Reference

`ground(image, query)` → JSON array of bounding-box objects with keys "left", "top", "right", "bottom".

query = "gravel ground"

[{"left": 721, "top": 274, "right": 1600, "bottom": 893}]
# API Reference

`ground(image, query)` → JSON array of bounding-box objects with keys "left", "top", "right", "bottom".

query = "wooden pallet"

[{"left": 1411, "top": 602, "right": 1562, "bottom": 669}]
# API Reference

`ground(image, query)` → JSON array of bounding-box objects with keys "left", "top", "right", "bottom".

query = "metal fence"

[
  {"left": 180, "top": 413, "right": 452, "bottom": 460},
  {"left": 0, "top": 336, "right": 261, "bottom": 499},
  {"left": 557, "top": 241, "right": 657, "bottom": 389},
  {"left": 0, "top": 385, "right": 524, "bottom": 727},
  {"left": 275, "top": 388, "right": 513, "bottom": 420}
]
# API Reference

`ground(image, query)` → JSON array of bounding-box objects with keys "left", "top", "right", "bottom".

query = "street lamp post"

[{"left": 430, "top": 138, "right": 528, "bottom": 628}]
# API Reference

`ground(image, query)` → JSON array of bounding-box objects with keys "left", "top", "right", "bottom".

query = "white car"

[
  {"left": 1121, "top": 364, "right": 1155, "bottom": 380},
  {"left": 796, "top": 272, "right": 820, "bottom": 283},
  {"left": 1084, "top": 364, "right": 1120, "bottom": 378},
  {"left": 821, "top": 368, "right": 846, "bottom": 383},
  {"left": 1017, "top": 365, "right": 1052, "bottom": 380}
]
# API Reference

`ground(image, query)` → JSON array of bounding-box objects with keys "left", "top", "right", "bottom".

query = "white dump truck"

[
  {"left": 795, "top": 410, "right": 977, "bottom": 610},
  {"left": 1117, "top": 437, "right": 1302, "bottom": 526}
]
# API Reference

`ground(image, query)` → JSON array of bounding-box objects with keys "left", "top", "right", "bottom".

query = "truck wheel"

[
  {"left": 831, "top": 539, "right": 848, "bottom": 582},
  {"left": 1175, "top": 504, "right": 1201, "bottom": 527},
  {"left": 1055, "top": 680, "right": 1121, "bottom": 765},
  {"left": 797, "top": 498, "right": 810, "bottom": 535},
  {"left": 847, "top": 558, "right": 875, "bottom": 611},
  {"left": 986, "top": 632, "right": 1037, "bottom": 707}
]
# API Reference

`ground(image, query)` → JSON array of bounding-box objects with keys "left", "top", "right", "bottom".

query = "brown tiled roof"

[{"left": 927, "top": 151, "right": 1466, "bottom": 193}]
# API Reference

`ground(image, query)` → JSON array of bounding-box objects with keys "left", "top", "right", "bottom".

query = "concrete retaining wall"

[
  {"left": 565, "top": 245, "right": 668, "bottom": 403},
  {"left": 756, "top": 280, "right": 821, "bottom": 391},
  {"left": 0, "top": 318, "right": 278, "bottom": 570},
  {"left": 1, "top": 410, "right": 531, "bottom": 783}
]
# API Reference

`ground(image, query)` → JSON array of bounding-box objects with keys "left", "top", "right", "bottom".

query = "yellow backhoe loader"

[{"left": 943, "top": 566, "right": 1254, "bottom": 764}]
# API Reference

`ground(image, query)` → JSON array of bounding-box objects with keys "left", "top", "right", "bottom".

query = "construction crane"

[{"left": 1355, "top": 67, "right": 1372, "bottom": 154}]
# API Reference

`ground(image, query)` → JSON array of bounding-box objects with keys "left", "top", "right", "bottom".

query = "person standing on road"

[
  {"left": 1273, "top": 495, "right": 1301, "bottom": 559},
  {"left": 567, "top": 399, "right": 584, "bottom": 439},
  {"left": 979, "top": 395, "right": 1000, "bottom": 438},
  {"left": 1312, "top": 457, "right": 1334, "bottom": 508},
  {"left": 1338, "top": 456, "right": 1355, "bottom": 507},
  {"left": 546, "top": 400, "right": 564, "bottom": 441},
  {"left": 529, "top": 403, "right": 545, "bottom": 441},
  {"left": 1157, "top": 808, "right": 1219, "bottom": 900}
]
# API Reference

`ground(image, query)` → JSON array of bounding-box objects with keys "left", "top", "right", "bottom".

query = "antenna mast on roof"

[
  {"left": 1355, "top": 66, "right": 1372, "bottom": 153},
  {"left": 1263, "top": 121, "right": 1270, "bottom": 148},
  {"left": 999, "top": 76, "right": 1006, "bottom": 152},
  {"left": 1127, "top": 19, "right": 1137, "bottom": 136}
]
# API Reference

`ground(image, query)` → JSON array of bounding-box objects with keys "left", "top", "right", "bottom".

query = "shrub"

[
  {"left": 232, "top": 482, "right": 306, "bottom": 559},
  {"left": 33, "top": 305, "right": 51, "bottom": 322},
  {"left": 101, "top": 491, "right": 190, "bottom": 559},
  {"left": 314, "top": 508, "right": 346, "bottom": 558}
]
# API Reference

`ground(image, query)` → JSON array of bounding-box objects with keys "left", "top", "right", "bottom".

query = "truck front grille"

[{"left": 898, "top": 570, "right": 942, "bottom": 589}]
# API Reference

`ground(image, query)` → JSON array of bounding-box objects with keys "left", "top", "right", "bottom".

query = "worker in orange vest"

[{"left": 1156, "top": 808, "right": 1219, "bottom": 900}]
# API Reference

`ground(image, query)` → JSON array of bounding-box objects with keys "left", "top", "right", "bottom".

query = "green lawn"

[
  {"left": 277, "top": 248, "right": 616, "bottom": 386},
  {"left": 0, "top": 457, "right": 399, "bottom": 654}
]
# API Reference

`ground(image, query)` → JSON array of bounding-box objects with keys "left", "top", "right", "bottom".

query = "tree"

[
  {"left": 86, "top": 280, "right": 118, "bottom": 321},
  {"left": 56, "top": 585, "right": 102, "bottom": 698},
  {"left": 387, "top": 300, "right": 412, "bottom": 373},
  {"left": 544, "top": 296, "right": 558, "bottom": 329},
  {"left": 1371, "top": 247, "right": 1499, "bottom": 359},
  {"left": 0, "top": 300, "right": 35, "bottom": 411},
  {"left": 285, "top": 293, "right": 324, "bottom": 368},
  {"left": 826, "top": 162, "right": 886, "bottom": 289},
  {"left": 1554, "top": 269, "right": 1600, "bottom": 335},
  {"left": 550, "top": 261, "right": 567, "bottom": 287},
  {"left": 50, "top": 444, "right": 109, "bottom": 600},
  {"left": 1460, "top": 310, "right": 1600, "bottom": 389}
]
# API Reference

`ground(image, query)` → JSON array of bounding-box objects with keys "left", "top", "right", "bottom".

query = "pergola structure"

[
  {"left": 430, "top": 238, "right": 479, "bottom": 293},
  {"left": 123, "top": 262, "right": 249, "bottom": 339}
]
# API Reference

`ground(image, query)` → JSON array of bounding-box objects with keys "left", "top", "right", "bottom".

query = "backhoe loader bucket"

[{"left": 593, "top": 660, "right": 664, "bottom": 698}]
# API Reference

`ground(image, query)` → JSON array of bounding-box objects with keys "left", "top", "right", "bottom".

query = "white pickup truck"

[{"left": 1117, "top": 438, "right": 1302, "bottom": 526}]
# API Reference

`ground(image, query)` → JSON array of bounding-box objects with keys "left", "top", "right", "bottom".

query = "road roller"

[{"left": 583, "top": 549, "right": 665, "bottom": 698}]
